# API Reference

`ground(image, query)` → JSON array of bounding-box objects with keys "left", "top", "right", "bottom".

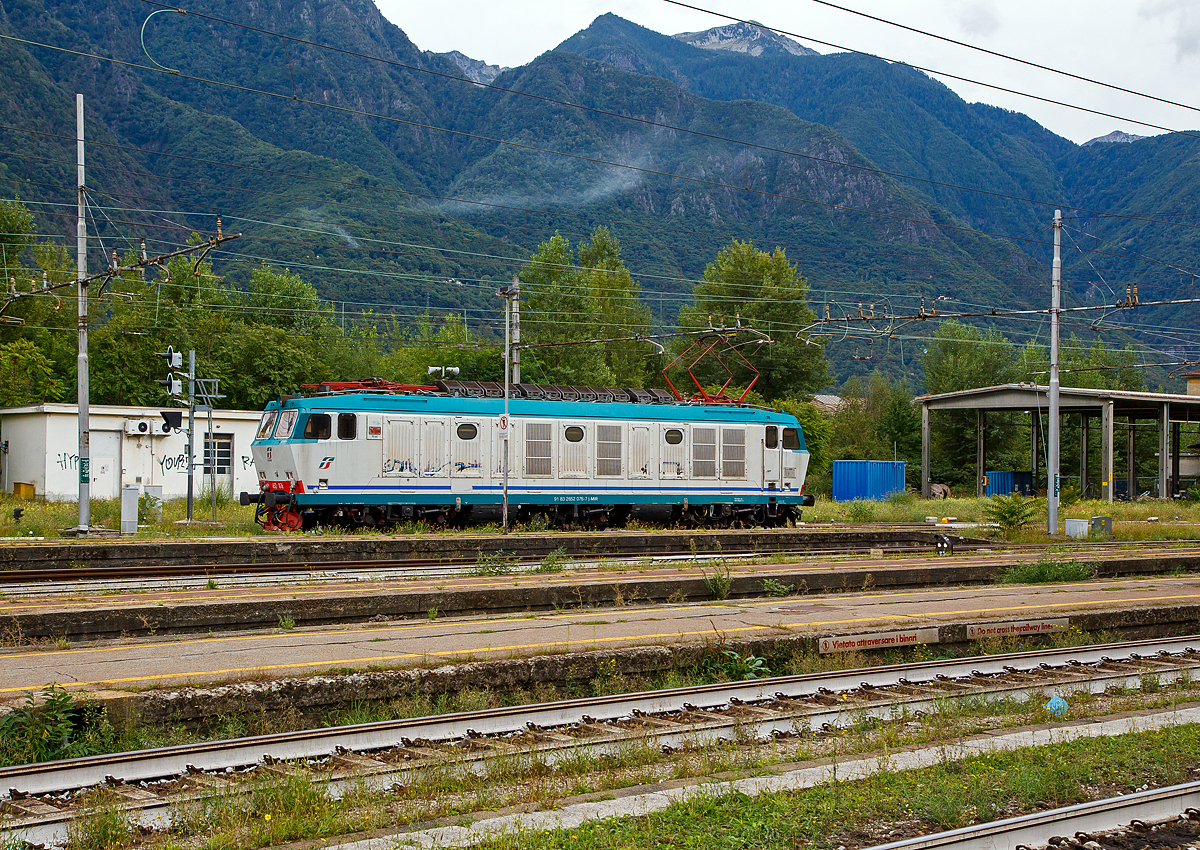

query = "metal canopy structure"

[{"left": 916, "top": 384, "right": 1200, "bottom": 502}]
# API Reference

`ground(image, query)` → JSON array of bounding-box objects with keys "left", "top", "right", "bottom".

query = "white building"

[{"left": 0, "top": 404, "right": 262, "bottom": 500}]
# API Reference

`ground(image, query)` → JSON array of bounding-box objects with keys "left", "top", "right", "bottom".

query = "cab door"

[{"left": 762, "top": 425, "right": 782, "bottom": 491}]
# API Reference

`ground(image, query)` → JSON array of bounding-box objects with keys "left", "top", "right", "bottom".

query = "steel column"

[
  {"left": 1101, "top": 401, "right": 1114, "bottom": 503},
  {"left": 976, "top": 409, "right": 985, "bottom": 497},
  {"left": 1127, "top": 415, "right": 1135, "bottom": 501},
  {"left": 921, "top": 403, "right": 930, "bottom": 499},
  {"left": 1160, "top": 403, "right": 1170, "bottom": 498}
]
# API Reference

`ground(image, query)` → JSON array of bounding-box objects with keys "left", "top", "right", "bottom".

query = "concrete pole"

[
  {"left": 76, "top": 93, "right": 89, "bottom": 534},
  {"left": 1048, "top": 210, "right": 1062, "bottom": 534}
]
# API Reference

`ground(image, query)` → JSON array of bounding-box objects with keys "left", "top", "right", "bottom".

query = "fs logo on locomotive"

[{"left": 318, "top": 457, "right": 335, "bottom": 470}]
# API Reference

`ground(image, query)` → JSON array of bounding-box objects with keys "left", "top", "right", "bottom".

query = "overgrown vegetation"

[
  {"left": 0, "top": 686, "right": 109, "bottom": 767},
  {"left": 982, "top": 493, "right": 1043, "bottom": 538},
  {"left": 1000, "top": 557, "right": 1098, "bottom": 584}
]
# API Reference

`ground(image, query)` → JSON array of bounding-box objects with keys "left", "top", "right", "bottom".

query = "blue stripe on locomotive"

[{"left": 253, "top": 393, "right": 809, "bottom": 508}]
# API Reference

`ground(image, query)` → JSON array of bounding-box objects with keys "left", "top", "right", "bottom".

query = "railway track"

[
  {"left": 867, "top": 781, "right": 1200, "bottom": 849},
  {"left": 4, "top": 635, "right": 1199, "bottom": 847}
]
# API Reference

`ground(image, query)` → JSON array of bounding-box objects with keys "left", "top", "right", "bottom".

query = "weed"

[
  {"left": 67, "top": 790, "right": 134, "bottom": 850},
  {"left": 533, "top": 546, "right": 569, "bottom": 573},
  {"left": 472, "top": 548, "right": 515, "bottom": 576},
  {"left": 54, "top": 636, "right": 71, "bottom": 650},
  {"left": 428, "top": 608, "right": 439, "bottom": 622},
  {"left": 701, "top": 648, "right": 771, "bottom": 681},
  {"left": 206, "top": 577, "right": 218, "bottom": 590},
  {"left": 0, "top": 685, "right": 105, "bottom": 766},
  {"left": 760, "top": 577, "right": 795, "bottom": 597},
  {"left": 845, "top": 500, "right": 876, "bottom": 522},
  {"left": 702, "top": 561, "right": 733, "bottom": 600},
  {"left": 1000, "top": 557, "right": 1096, "bottom": 584},
  {"left": 277, "top": 614, "right": 297, "bottom": 630}
]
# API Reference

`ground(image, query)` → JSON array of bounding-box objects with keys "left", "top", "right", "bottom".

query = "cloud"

[
  {"left": 952, "top": 2, "right": 1000, "bottom": 38},
  {"left": 1140, "top": 0, "right": 1200, "bottom": 60}
]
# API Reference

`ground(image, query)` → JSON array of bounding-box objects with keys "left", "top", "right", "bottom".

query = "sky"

[{"left": 374, "top": 0, "right": 1200, "bottom": 145}]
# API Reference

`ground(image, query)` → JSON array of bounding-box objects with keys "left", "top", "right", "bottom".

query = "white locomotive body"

[{"left": 244, "top": 382, "right": 813, "bottom": 529}]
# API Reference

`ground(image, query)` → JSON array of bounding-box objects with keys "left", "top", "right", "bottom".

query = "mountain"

[
  {"left": 672, "top": 21, "right": 818, "bottom": 58},
  {"left": 0, "top": 2, "right": 1195, "bottom": 389},
  {"left": 439, "top": 50, "right": 508, "bottom": 85},
  {"left": 1083, "top": 130, "right": 1150, "bottom": 147}
]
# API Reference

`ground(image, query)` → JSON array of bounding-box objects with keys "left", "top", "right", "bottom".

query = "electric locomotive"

[{"left": 241, "top": 379, "right": 814, "bottom": 530}]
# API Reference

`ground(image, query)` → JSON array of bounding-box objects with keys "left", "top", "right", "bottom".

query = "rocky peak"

[
  {"left": 439, "top": 50, "right": 508, "bottom": 85},
  {"left": 672, "top": 21, "right": 818, "bottom": 57},
  {"left": 1082, "top": 130, "right": 1149, "bottom": 147}
]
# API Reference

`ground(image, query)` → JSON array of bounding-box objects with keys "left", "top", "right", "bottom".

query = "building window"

[
  {"left": 202, "top": 433, "right": 232, "bottom": 476},
  {"left": 338, "top": 413, "right": 357, "bottom": 440}
]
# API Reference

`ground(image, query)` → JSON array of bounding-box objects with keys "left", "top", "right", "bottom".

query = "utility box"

[
  {"left": 120, "top": 486, "right": 139, "bottom": 534},
  {"left": 1090, "top": 516, "right": 1113, "bottom": 538},
  {"left": 1064, "top": 518, "right": 1089, "bottom": 539},
  {"left": 12, "top": 482, "right": 34, "bottom": 499}
]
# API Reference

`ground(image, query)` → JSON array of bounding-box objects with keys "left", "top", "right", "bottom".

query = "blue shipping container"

[
  {"left": 984, "top": 470, "right": 1034, "bottom": 497},
  {"left": 832, "top": 460, "right": 907, "bottom": 502}
]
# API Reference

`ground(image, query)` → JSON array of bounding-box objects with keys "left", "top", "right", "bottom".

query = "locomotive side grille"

[
  {"left": 722, "top": 428, "right": 746, "bottom": 479},
  {"left": 629, "top": 426, "right": 652, "bottom": 478},
  {"left": 596, "top": 424, "right": 622, "bottom": 477},
  {"left": 525, "top": 422, "right": 552, "bottom": 476},
  {"left": 692, "top": 428, "right": 717, "bottom": 478}
]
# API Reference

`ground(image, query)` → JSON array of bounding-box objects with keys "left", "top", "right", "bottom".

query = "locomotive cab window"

[
  {"left": 303, "top": 413, "right": 332, "bottom": 440},
  {"left": 337, "top": 413, "right": 357, "bottom": 440},
  {"left": 456, "top": 423, "right": 478, "bottom": 440},
  {"left": 256, "top": 411, "right": 278, "bottom": 440},
  {"left": 782, "top": 428, "right": 800, "bottom": 450},
  {"left": 564, "top": 426, "right": 585, "bottom": 442},
  {"left": 765, "top": 426, "right": 778, "bottom": 449},
  {"left": 664, "top": 429, "right": 683, "bottom": 445}
]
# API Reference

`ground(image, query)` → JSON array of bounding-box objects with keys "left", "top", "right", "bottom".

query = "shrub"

[{"left": 982, "top": 493, "right": 1041, "bottom": 538}]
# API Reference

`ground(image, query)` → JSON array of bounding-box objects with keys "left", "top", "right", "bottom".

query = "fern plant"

[{"left": 982, "top": 493, "right": 1041, "bottom": 539}]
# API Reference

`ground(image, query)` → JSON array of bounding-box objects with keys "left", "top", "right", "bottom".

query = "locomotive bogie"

[{"left": 247, "top": 394, "right": 813, "bottom": 529}]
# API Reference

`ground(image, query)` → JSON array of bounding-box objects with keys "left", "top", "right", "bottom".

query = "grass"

[
  {"left": 473, "top": 725, "right": 1200, "bottom": 850},
  {"left": 86, "top": 668, "right": 1200, "bottom": 850},
  {"left": 999, "top": 557, "right": 1098, "bottom": 584}
]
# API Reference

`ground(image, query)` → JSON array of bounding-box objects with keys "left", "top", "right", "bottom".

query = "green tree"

[
  {"left": 521, "top": 228, "right": 654, "bottom": 387},
  {"left": 677, "top": 241, "right": 829, "bottom": 402},
  {"left": 0, "top": 197, "right": 34, "bottom": 285},
  {"left": 921, "top": 322, "right": 1023, "bottom": 488},
  {"left": 0, "top": 339, "right": 63, "bottom": 406}
]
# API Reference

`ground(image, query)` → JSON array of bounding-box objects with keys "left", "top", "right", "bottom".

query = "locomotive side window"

[
  {"left": 782, "top": 428, "right": 800, "bottom": 450},
  {"left": 526, "top": 422, "right": 552, "bottom": 476},
  {"left": 765, "top": 426, "right": 778, "bottom": 449},
  {"left": 561, "top": 424, "right": 587, "bottom": 477},
  {"left": 256, "top": 411, "right": 278, "bottom": 440},
  {"left": 303, "top": 413, "right": 332, "bottom": 440},
  {"left": 456, "top": 423, "right": 478, "bottom": 440},
  {"left": 661, "top": 427, "right": 686, "bottom": 478},
  {"left": 274, "top": 409, "right": 299, "bottom": 440},
  {"left": 338, "top": 413, "right": 357, "bottom": 440},
  {"left": 596, "top": 424, "right": 622, "bottom": 477},
  {"left": 453, "top": 420, "right": 482, "bottom": 477},
  {"left": 692, "top": 428, "right": 717, "bottom": 478},
  {"left": 722, "top": 428, "right": 746, "bottom": 478}
]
